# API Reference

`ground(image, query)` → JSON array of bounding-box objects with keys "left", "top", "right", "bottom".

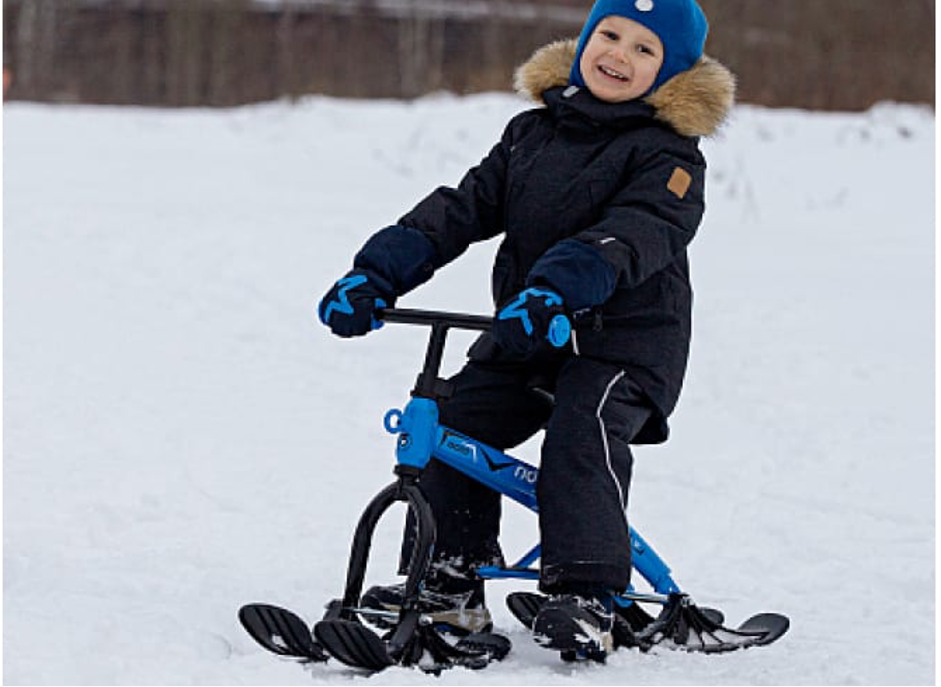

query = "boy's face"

[{"left": 578, "top": 16, "right": 664, "bottom": 103}]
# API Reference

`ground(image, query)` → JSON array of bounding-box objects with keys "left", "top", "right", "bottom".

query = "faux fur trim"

[
  {"left": 513, "top": 39, "right": 576, "bottom": 102},
  {"left": 513, "top": 39, "right": 736, "bottom": 138}
]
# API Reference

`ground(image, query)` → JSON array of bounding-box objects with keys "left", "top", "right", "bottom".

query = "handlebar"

[
  {"left": 376, "top": 308, "right": 492, "bottom": 332},
  {"left": 377, "top": 307, "right": 570, "bottom": 347}
]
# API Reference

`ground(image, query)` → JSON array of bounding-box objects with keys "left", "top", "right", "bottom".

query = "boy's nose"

[
  {"left": 608, "top": 46, "right": 631, "bottom": 66},
  {"left": 607, "top": 43, "right": 628, "bottom": 60}
]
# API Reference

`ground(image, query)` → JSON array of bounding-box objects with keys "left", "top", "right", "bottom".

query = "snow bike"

[{"left": 239, "top": 308, "right": 789, "bottom": 673}]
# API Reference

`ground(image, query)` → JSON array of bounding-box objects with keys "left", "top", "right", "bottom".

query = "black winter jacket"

[{"left": 399, "top": 40, "right": 735, "bottom": 443}]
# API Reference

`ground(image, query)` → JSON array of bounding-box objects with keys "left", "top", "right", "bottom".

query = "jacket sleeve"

[
  {"left": 397, "top": 113, "right": 527, "bottom": 267},
  {"left": 573, "top": 146, "right": 706, "bottom": 289}
]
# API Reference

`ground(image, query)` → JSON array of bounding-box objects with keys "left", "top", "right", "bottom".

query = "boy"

[{"left": 318, "top": 0, "right": 734, "bottom": 659}]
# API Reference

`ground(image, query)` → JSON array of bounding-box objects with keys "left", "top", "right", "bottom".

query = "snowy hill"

[{"left": 3, "top": 94, "right": 934, "bottom": 685}]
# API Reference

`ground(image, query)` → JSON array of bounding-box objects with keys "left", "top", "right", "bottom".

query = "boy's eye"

[{"left": 600, "top": 30, "right": 619, "bottom": 40}]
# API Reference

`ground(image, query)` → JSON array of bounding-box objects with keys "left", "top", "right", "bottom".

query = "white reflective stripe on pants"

[{"left": 596, "top": 369, "right": 628, "bottom": 515}]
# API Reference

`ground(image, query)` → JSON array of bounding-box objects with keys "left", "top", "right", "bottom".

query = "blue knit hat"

[{"left": 569, "top": 0, "right": 708, "bottom": 93}]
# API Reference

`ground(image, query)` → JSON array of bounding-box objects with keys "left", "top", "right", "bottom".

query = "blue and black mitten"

[
  {"left": 318, "top": 269, "right": 394, "bottom": 337},
  {"left": 318, "top": 225, "right": 438, "bottom": 338},
  {"left": 492, "top": 287, "right": 572, "bottom": 359},
  {"left": 492, "top": 238, "right": 618, "bottom": 356}
]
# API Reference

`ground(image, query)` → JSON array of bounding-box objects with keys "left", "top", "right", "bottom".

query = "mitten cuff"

[
  {"left": 526, "top": 239, "right": 618, "bottom": 311},
  {"left": 353, "top": 225, "right": 439, "bottom": 295}
]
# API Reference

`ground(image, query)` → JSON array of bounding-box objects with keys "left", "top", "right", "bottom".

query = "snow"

[{"left": 2, "top": 93, "right": 934, "bottom": 685}]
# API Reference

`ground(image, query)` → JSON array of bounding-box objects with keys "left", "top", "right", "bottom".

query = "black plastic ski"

[
  {"left": 639, "top": 595, "right": 789, "bottom": 653},
  {"left": 313, "top": 619, "right": 394, "bottom": 671},
  {"left": 238, "top": 603, "right": 328, "bottom": 661},
  {"left": 505, "top": 591, "right": 543, "bottom": 630}
]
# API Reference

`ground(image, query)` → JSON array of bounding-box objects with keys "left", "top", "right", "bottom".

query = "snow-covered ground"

[{"left": 3, "top": 93, "right": 934, "bottom": 685}]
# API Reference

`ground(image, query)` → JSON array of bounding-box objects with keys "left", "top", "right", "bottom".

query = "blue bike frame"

[{"left": 383, "top": 393, "right": 681, "bottom": 599}]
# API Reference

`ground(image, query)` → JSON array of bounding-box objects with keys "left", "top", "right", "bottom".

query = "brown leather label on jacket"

[{"left": 667, "top": 167, "right": 692, "bottom": 199}]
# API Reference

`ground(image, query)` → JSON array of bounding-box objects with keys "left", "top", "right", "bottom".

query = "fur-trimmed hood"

[{"left": 513, "top": 39, "right": 735, "bottom": 138}]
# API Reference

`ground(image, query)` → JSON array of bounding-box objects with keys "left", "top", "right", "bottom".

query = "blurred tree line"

[{"left": 2, "top": 0, "right": 935, "bottom": 110}]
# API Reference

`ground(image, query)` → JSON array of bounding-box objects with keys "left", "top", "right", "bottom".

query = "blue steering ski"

[{"left": 239, "top": 308, "right": 789, "bottom": 673}]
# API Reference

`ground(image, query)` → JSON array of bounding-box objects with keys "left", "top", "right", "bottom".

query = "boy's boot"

[
  {"left": 532, "top": 585, "right": 614, "bottom": 661},
  {"left": 360, "top": 577, "right": 492, "bottom": 634}
]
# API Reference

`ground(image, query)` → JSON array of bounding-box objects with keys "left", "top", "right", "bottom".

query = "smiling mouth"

[{"left": 598, "top": 65, "right": 629, "bottom": 82}]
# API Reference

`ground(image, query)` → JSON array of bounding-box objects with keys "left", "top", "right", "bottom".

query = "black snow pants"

[{"left": 401, "top": 353, "right": 652, "bottom": 594}]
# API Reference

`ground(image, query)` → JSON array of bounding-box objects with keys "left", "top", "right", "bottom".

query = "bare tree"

[{"left": 14, "top": 0, "right": 57, "bottom": 95}]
